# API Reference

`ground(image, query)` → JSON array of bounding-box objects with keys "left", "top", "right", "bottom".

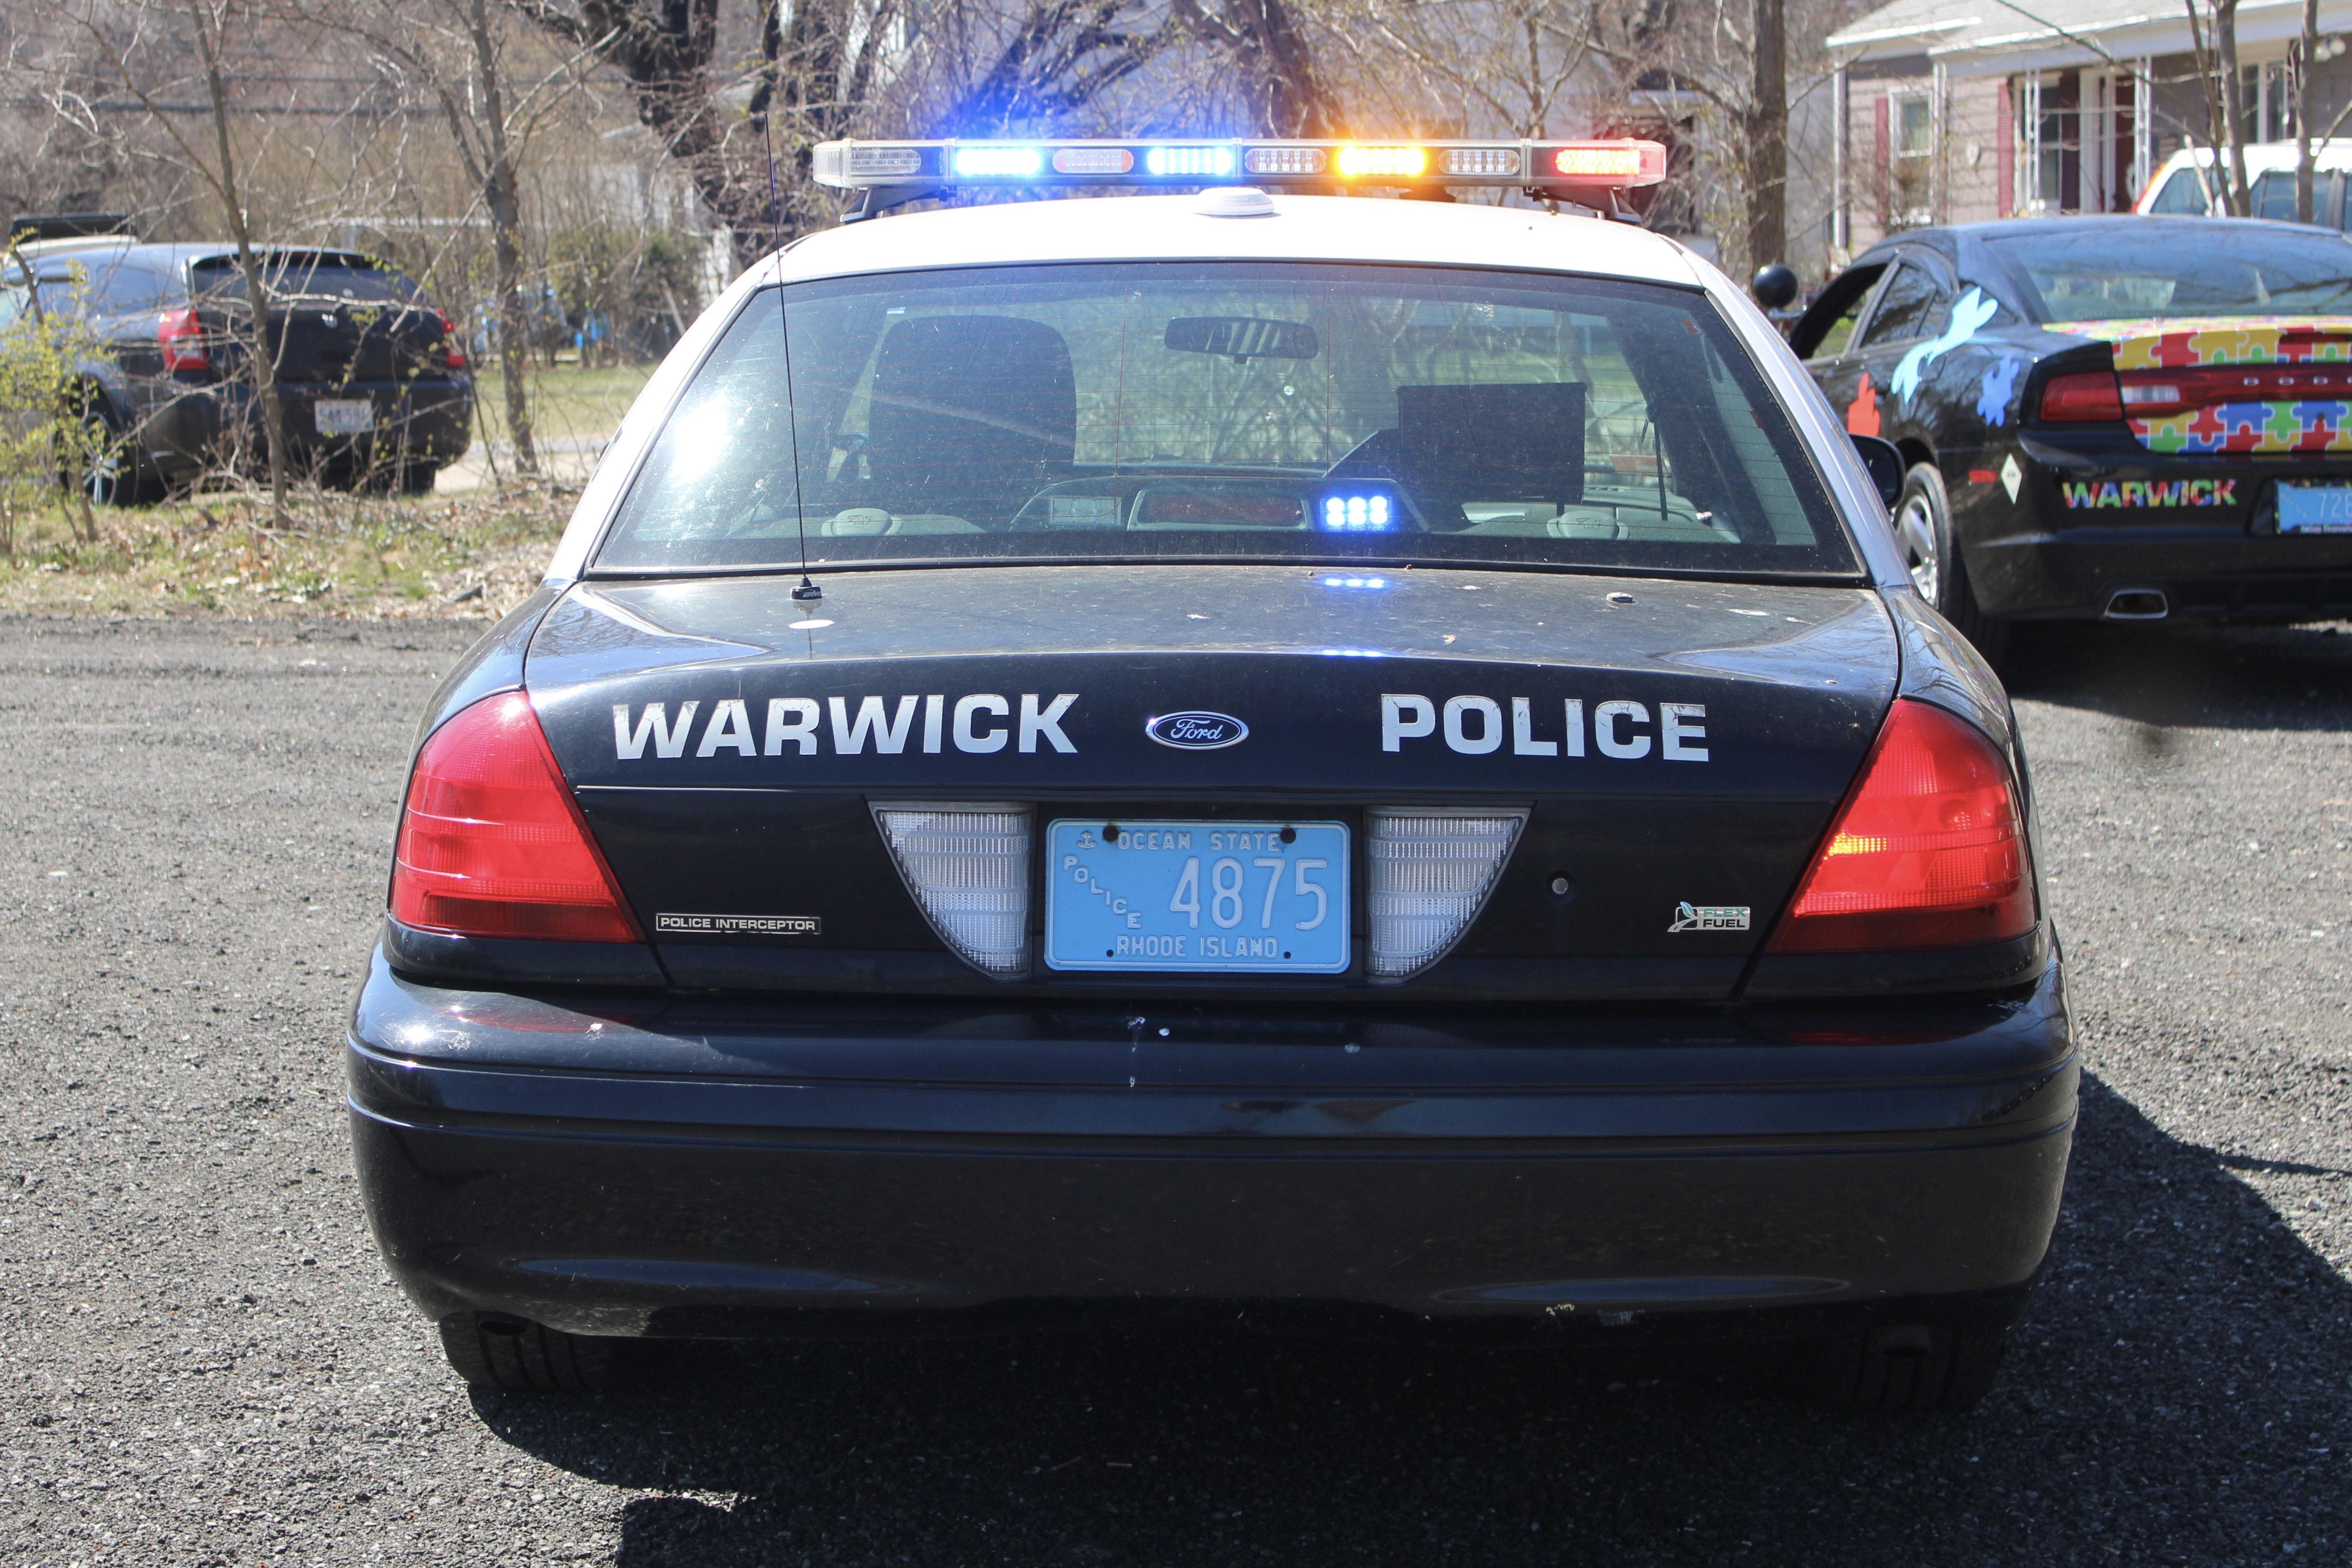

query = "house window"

[
  {"left": 2242, "top": 60, "right": 2295, "bottom": 143},
  {"left": 1890, "top": 90, "right": 1933, "bottom": 224}
]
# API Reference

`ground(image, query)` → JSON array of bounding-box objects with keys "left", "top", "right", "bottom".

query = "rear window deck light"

[
  {"left": 873, "top": 803, "right": 1033, "bottom": 977},
  {"left": 1366, "top": 808, "right": 1528, "bottom": 980}
]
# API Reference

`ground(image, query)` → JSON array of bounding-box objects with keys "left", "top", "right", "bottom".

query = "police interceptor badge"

[
  {"left": 1669, "top": 902, "right": 1749, "bottom": 933},
  {"left": 655, "top": 913, "right": 822, "bottom": 937}
]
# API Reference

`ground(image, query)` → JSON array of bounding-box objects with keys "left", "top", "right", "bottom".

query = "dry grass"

[{"left": 0, "top": 483, "right": 573, "bottom": 623}]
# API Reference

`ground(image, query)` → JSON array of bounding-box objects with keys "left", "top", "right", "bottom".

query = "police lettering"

[
  {"left": 612, "top": 693, "right": 1080, "bottom": 760},
  {"left": 1380, "top": 693, "right": 1708, "bottom": 761}
]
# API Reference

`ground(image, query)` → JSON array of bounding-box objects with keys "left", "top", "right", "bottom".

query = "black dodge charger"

[
  {"left": 1792, "top": 216, "right": 2352, "bottom": 653},
  {"left": 350, "top": 139, "right": 2071, "bottom": 1413}
]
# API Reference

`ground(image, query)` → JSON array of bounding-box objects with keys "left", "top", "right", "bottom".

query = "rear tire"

[
  {"left": 437, "top": 1312, "right": 618, "bottom": 1393},
  {"left": 61, "top": 394, "right": 149, "bottom": 508},
  {"left": 1893, "top": 463, "right": 2008, "bottom": 662},
  {"left": 396, "top": 459, "right": 438, "bottom": 496},
  {"left": 1804, "top": 1319, "right": 2009, "bottom": 1413}
]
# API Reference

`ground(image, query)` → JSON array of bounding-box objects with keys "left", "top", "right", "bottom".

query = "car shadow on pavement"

[
  {"left": 466, "top": 1071, "right": 2352, "bottom": 1566},
  {"left": 2000, "top": 619, "right": 2352, "bottom": 732}
]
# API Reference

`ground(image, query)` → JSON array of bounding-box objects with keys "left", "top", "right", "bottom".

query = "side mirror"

[
  {"left": 1751, "top": 263, "right": 1800, "bottom": 311},
  {"left": 1850, "top": 434, "right": 1905, "bottom": 508}
]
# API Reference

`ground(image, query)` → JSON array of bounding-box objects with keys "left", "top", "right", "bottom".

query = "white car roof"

[
  {"left": 773, "top": 192, "right": 1708, "bottom": 288},
  {"left": 2155, "top": 139, "right": 2352, "bottom": 174}
]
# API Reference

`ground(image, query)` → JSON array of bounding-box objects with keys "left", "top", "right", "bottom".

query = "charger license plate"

[
  {"left": 1045, "top": 818, "right": 1350, "bottom": 973},
  {"left": 2277, "top": 481, "right": 2352, "bottom": 534},
  {"left": 315, "top": 399, "right": 374, "bottom": 435}
]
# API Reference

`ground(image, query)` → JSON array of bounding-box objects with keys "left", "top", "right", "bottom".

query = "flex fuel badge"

[{"left": 1669, "top": 903, "right": 1750, "bottom": 933}]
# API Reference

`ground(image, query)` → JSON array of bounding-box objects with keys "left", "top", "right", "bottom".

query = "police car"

[{"left": 349, "top": 139, "right": 2070, "bottom": 1414}]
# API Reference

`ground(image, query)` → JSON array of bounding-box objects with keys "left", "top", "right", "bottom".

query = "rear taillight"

[
  {"left": 2116, "top": 362, "right": 2352, "bottom": 416},
  {"left": 1765, "top": 699, "right": 2034, "bottom": 954},
  {"left": 434, "top": 307, "right": 467, "bottom": 370},
  {"left": 157, "top": 307, "right": 208, "bottom": 372},
  {"left": 389, "top": 693, "right": 641, "bottom": 943},
  {"left": 2037, "top": 371, "right": 2122, "bottom": 422}
]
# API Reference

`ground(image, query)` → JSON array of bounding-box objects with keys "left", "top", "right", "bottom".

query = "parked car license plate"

[
  {"left": 2277, "top": 481, "right": 2352, "bottom": 534},
  {"left": 315, "top": 399, "right": 374, "bottom": 435},
  {"left": 1045, "top": 818, "right": 1350, "bottom": 973}
]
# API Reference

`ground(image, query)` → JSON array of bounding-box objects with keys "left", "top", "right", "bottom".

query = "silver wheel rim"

[
  {"left": 81, "top": 416, "right": 121, "bottom": 506},
  {"left": 1895, "top": 490, "right": 1941, "bottom": 603}
]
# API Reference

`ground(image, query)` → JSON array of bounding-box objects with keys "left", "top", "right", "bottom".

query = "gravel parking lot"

[{"left": 0, "top": 610, "right": 2346, "bottom": 1567}]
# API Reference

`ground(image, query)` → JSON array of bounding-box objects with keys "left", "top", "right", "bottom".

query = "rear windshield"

[
  {"left": 192, "top": 252, "right": 421, "bottom": 305},
  {"left": 1991, "top": 224, "right": 2352, "bottom": 321},
  {"left": 592, "top": 262, "right": 1859, "bottom": 579}
]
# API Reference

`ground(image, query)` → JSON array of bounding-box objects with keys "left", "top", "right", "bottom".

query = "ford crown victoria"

[{"left": 349, "top": 140, "right": 2072, "bottom": 1414}]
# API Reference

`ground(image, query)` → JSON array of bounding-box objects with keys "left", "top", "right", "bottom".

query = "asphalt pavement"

[{"left": 0, "top": 610, "right": 2347, "bottom": 1567}]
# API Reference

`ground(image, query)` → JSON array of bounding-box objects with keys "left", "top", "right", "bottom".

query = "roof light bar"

[{"left": 812, "top": 138, "right": 1667, "bottom": 200}]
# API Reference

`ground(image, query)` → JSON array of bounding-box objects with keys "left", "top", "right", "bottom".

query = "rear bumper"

[
  {"left": 138, "top": 377, "right": 473, "bottom": 469},
  {"left": 347, "top": 949, "right": 2076, "bottom": 1341}
]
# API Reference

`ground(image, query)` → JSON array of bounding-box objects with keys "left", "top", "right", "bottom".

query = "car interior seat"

[{"left": 866, "top": 316, "right": 1077, "bottom": 527}]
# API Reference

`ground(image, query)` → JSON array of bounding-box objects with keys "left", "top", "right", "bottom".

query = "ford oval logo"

[{"left": 1146, "top": 711, "right": 1248, "bottom": 751}]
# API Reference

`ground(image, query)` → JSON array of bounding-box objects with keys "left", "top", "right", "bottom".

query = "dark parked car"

[
  {"left": 0, "top": 232, "right": 473, "bottom": 500},
  {"left": 1791, "top": 216, "right": 2352, "bottom": 652}
]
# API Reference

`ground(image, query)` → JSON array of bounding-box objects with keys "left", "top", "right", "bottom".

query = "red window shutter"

[{"left": 1999, "top": 79, "right": 2016, "bottom": 214}]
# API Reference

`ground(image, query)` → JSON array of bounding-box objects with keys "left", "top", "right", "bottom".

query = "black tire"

[
  {"left": 396, "top": 459, "right": 438, "bottom": 496},
  {"left": 61, "top": 394, "right": 148, "bottom": 508},
  {"left": 437, "top": 1312, "right": 618, "bottom": 1393},
  {"left": 1892, "top": 463, "right": 2007, "bottom": 662},
  {"left": 1805, "top": 1319, "right": 2008, "bottom": 1414}
]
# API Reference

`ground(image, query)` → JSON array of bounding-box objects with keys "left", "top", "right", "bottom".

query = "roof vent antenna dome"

[{"left": 1197, "top": 186, "right": 1277, "bottom": 218}]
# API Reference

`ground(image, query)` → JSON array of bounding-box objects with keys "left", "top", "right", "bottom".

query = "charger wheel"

[
  {"left": 438, "top": 1312, "right": 617, "bottom": 1392},
  {"left": 1806, "top": 1320, "right": 2008, "bottom": 1413}
]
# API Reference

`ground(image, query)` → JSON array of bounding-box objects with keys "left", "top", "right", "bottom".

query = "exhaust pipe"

[{"left": 2103, "top": 587, "right": 2169, "bottom": 621}]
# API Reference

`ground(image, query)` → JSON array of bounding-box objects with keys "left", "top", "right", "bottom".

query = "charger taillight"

[
  {"left": 1766, "top": 699, "right": 2035, "bottom": 954},
  {"left": 157, "top": 308, "right": 208, "bottom": 372},
  {"left": 2037, "top": 371, "right": 2122, "bottom": 422},
  {"left": 389, "top": 692, "right": 641, "bottom": 943}
]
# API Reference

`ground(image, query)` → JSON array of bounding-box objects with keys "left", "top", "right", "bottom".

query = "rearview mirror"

[
  {"left": 1164, "top": 316, "right": 1319, "bottom": 362},
  {"left": 1850, "top": 433, "right": 1904, "bottom": 508}
]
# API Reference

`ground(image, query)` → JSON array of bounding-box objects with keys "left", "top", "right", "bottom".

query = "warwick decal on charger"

[
  {"left": 612, "top": 693, "right": 1081, "bottom": 759},
  {"left": 2060, "top": 478, "right": 2238, "bottom": 509}
]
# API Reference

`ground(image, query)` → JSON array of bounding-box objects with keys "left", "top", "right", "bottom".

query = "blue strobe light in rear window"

[{"left": 1321, "top": 493, "right": 1393, "bottom": 531}]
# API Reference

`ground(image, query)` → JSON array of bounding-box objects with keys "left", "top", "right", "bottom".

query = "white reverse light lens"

[
  {"left": 1367, "top": 809, "right": 1528, "bottom": 979},
  {"left": 873, "top": 803, "right": 1032, "bottom": 977},
  {"left": 954, "top": 146, "right": 1042, "bottom": 178},
  {"left": 1146, "top": 146, "right": 1234, "bottom": 177}
]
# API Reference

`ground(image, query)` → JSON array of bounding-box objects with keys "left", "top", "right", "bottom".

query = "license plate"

[
  {"left": 1045, "top": 818, "right": 1350, "bottom": 973},
  {"left": 315, "top": 399, "right": 373, "bottom": 435},
  {"left": 2277, "top": 481, "right": 2352, "bottom": 534}
]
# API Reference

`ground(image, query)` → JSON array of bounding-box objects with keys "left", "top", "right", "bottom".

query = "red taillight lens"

[
  {"left": 2037, "top": 370, "right": 2122, "bottom": 422},
  {"left": 157, "top": 307, "right": 208, "bottom": 372},
  {"left": 1766, "top": 699, "right": 2035, "bottom": 954},
  {"left": 434, "top": 307, "right": 467, "bottom": 370},
  {"left": 2116, "top": 362, "right": 2352, "bottom": 416},
  {"left": 389, "top": 692, "right": 641, "bottom": 943}
]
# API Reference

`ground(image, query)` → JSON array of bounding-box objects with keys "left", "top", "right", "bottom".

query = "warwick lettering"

[
  {"left": 2060, "top": 478, "right": 2237, "bottom": 509},
  {"left": 613, "top": 694, "right": 1080, "bottom": 759},
  {"left": 1380, "top": 693, "right": 1709, "bottom": 760}
]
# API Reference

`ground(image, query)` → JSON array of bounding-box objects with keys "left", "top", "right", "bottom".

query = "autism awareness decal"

[
  {"left": 2046, "top": 316, "right": 2352, "bottom": 452},
  {"left": 2060, "top": 478, "right": 2238, "bottom": 509},
  {"left": 1891, "top": 287, "right": 2002, "bottom": 406},
  {"left": 1845, "top": 371, "right": 1881, "bottom": 437}
]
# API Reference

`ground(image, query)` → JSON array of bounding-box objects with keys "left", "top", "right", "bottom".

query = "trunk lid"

[{"left": 525, "top": 565, "right": 1897, "bottom": 999}]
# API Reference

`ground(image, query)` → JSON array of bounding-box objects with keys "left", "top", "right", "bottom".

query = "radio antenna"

[{"left": 761, "top": 47, "right": 820, "bottom": 603}]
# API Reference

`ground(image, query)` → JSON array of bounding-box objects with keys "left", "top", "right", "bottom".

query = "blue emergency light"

[{"left": 812, "top": 137, "right": 1669, "bottom": 221}]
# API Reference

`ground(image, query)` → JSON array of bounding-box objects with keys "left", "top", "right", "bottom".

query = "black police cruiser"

[
  {"left": 1793, "top": 216, "right": 2352, "bottom": 652},
  {"left": 350, "top": 139, "right": 2070, "bottom": 1413}
]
